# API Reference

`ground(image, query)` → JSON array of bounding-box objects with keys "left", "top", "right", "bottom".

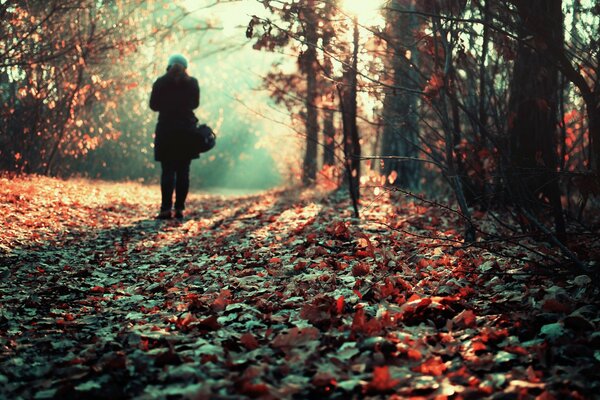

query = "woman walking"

[{"left": 150, "top": 54, "right": 200, "bottom": 219}]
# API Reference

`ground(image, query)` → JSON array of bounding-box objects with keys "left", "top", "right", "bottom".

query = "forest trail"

[{"left": 0, "top": 176, "right": 598, "bottom": 399}]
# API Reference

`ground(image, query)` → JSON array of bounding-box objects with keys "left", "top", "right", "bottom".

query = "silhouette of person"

[{"left": 150, "top": 54, "right": 200, "bottom": 219}]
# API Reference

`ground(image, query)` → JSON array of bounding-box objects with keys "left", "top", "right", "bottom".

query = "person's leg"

[
  {"left": 174, "top": 160, "right": 191, "bottom": 213},
  {"left": 160, "top": 161, "right": 176, "bottom": 215}
]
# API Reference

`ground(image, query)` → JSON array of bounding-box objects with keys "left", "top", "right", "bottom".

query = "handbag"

[{"left": 190, "top": 123, "right": 216, "bottom": 154}]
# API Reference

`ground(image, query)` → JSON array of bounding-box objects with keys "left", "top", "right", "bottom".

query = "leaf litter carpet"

[{"left": 0, "top": 175, "right": 599, "bottom": 399}]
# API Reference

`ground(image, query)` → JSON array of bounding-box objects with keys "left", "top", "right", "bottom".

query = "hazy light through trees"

[{"left": 1, "top": 0, "right": 599, "bottom": 221}]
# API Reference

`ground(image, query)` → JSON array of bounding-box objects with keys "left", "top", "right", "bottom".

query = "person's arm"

[
  {"left": 191, "top": 78, "right": 200, "bottom": 109},
  {"left": 149, "top": 80, "right": 162, "bottom": 112}
]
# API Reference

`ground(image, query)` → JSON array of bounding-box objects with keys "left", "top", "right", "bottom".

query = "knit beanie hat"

[{"left": 168, "top": 54, "right": 188, "bottom": 69}]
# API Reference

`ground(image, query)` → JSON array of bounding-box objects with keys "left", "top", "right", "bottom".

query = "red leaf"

[
  {"left": 212, "top": 289, "right": 231, "bottom": 312},
  {"left": 197, "top": 315, "right": 220, "bottom": 331},
  {"left": 240, "top": 333, "right": 260, "bottom": 350},
  {"left": 352, "top": 263, "right": 370, "bottom": 276},
  {"left": 239, "top": 382, "right": 270, "bottom": 398},
  {"left": 504, "top": 345, "right": 529, "bottom": 356},
  {"left": 327, "top": 221, "right": 351, "bottom": 240},
  {"left": 351, "top": 307, "right": 367, "bottom": 332},
  {"left": 90, "top": 286, "right": 105, "bottom": 293},
  {"left": 300, "top": 301, "right": 332, "bottom": 325},
  {"left": 407, "top": 293, "right": 420, "bottom": 302},
  {"left": 336, "top": 296, "right": 344, "bottom": 315},
  {"left": 424, "top": 73, "right": 445, "bottom": 97},
  {"left": 378, "top": 279, "right": 397, "bottom": 299},
  {"left": 355, "top": 250, "right": 372, "bottom": 258},
  {"left": 355, "top": 232, "right": 375, "bottom": 258},
  {"left": 351, "top": 307, "right": 383, "bottom": 336},
  {"left": 176, "top": 312, "right": 196, "bottom": 329},
  {"left": 366, "top": 366, "right": 400, "bottom": 393},
  {"left": 413, "top": 356, "right": 447, "bottom": 376},
  {"left": 472, "top": 341, "right": 487, "bottom": 352},
  {"left": 452, "top": 309, "right": 477, "bottom": 328},
  {"left": 407, "top": 348, "right": 422, "bottom": 360},
  {"left": 417, "top": 297, "right": 432, "bottom": 309}
]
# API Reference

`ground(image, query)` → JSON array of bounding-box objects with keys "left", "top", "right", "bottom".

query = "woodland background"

[{"left": 1, "top": 0, "right": 600, "bottom": 398}]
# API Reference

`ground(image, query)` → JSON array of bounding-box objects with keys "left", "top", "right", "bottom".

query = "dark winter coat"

[{"left": 150, "top": 72, "right": 200, "bottom": 161}]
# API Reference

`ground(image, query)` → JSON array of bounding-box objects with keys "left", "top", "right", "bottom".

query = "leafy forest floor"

[{"left": 1, "top": 175, "right": 599, "bottom": 400}]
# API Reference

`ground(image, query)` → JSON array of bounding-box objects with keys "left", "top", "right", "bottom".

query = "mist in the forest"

[
  {"left": 152, "top": 1, "right": 294, "bottom": 191},
  {"left": 0, "top": 0, "right": 297, "bottom": 190}
]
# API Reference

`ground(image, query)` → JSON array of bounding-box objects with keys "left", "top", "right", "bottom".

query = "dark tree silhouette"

[
  {"left": 507, "top": 0, "right": 566, "bottom": 239},
  {"left": 380, "top": 0, "right": 421, "bottom": 189}
]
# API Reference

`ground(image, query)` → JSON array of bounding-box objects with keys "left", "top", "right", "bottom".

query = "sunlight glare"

[
  {"left": 341, "top": 0, "right": 384, "bottom": 25},
  {"left": 183, "top": 0, "right": 267, "bottom": 34}
]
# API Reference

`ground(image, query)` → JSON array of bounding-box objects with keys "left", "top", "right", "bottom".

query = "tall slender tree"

[
  {"left": 321, "top": 17, "right": 337, "bottom": 168},
  {"left": 339, "top": 15, "right": 361, "bottom": 214},
  {"left": 380, "top": 0, "right": 421, "bottom": 188},
  {"left": 507, "top": 0, "right": 566, "bottom": 239},
  {"left": 300, "top": 0, "right": 320, "bottom": 185},
  {"left": 249, "top": 1, "right": 343, "bottom": 185}
]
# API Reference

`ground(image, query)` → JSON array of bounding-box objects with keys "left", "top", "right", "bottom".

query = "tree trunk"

[
  {"left": 380, "top": 0, "right": 421, "bottom": 188},
  {"left": 588, "top": 97, "right": 600, "bottom": 175},
  {"left": 339, "top": 16, "right": 361, "bottom": 216},
  {"left": 322, "top": 29, "right": 336, "bottom": 167},
  {"left": 592, "top": 29, "right": 600, "bottom": 176},
  {"left": 508, "top": 0, "right": 566, "bottom": 240},
  {"left": 348, "top": 17, "right": 361, "bottom": 203},
  {"left": 301, "top": 0, "right": 319, "bottom": 185},
  {"left": 478, "top": 0, "right": 490, "bottom": 144}
]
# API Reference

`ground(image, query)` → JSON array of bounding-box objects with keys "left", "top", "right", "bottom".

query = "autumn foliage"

[
  {"left": 2, "top": 0, "right": 600, "bottom": 398},
  {"left": 0, "top": 176, "right": 598, "bottom": 398}
]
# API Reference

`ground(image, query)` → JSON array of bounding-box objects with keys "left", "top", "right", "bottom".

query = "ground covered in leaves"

[{"left": 1, "top": 175, "right": 599, "bottom": 400}]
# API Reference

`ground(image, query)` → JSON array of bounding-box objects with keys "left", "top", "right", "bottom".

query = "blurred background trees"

[
  {"left": 245, "top": 0, "right": 600, "bottom": 241},
  {"left": 1, "top": 0, "right": 143, "bottom": 175},
  {"left": 1, "top": 0, "right": 284, "bottom": 189}
]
